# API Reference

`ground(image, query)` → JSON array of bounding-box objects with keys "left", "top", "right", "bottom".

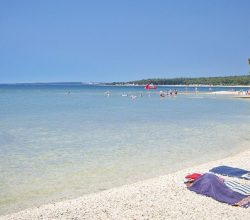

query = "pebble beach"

[
  {"left": 1, "top": 0, "right": 250, "bottom": 219},
  {"left": 1, "top": 149, "right": 249, "bottom": 220}
]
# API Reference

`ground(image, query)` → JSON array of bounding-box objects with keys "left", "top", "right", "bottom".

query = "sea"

[{"left": 0, "top": 84, "right": 250, "bottom": 215}]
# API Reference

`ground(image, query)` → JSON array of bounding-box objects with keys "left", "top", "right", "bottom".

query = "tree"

[{"left": 248, "top": 58, "right": 250, "bottom": 75}]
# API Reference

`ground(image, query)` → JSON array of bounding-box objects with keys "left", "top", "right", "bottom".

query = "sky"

[{"left": 0, "top": 0, "right": 250, "bottom": 83}]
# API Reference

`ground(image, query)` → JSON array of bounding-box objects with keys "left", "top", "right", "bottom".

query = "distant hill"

[
  {"left": 0, "top": 82, "right": 104, "bottom": 86},
  {"left": 109, "top": 75, "right": 250, "bottom": 86},
  {"left": 16, "top": 82, "right": 84, "bottom": 85}
]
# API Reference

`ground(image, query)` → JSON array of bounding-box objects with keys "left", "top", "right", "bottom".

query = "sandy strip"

[
  {"left": 1, "top": 150, "right": 250, "bottom": 220},
  {"left": 211, "top": 91, "right": 240, "bottom": 95}
]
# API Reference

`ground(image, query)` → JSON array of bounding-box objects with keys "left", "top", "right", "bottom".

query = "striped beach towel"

[{"left": 224, "top": 180, "right": 250, "bottom": 196}]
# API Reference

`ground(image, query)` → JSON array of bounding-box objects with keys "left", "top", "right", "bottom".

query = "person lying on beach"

[
  {"left": 185, "top": 173, "right": 250, "bottom": 195},
  {"left": 184, "top": 173, "right": 250, "bottom": 208}
]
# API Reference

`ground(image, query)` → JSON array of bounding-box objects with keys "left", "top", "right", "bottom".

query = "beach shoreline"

[{"left": 1, "top": 148, "right": 249, "bottom": 220}]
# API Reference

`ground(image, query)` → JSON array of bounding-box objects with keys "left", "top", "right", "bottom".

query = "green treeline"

[{"left": 110, "top": 75, "right": 250, "bottom": 86}]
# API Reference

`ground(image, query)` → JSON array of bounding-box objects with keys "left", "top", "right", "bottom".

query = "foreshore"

[{"left": 1, "top": 149, "right": 250, "bottom": 220}]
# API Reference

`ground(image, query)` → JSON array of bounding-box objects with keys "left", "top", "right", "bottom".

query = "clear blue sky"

[{"left": 0, "top": 0, "right": 250, "bottom": 83}]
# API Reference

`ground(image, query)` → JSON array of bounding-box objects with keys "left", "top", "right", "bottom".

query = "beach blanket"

[
  {"left": 224, "top": 180, "right": 250, "bottom": 196},
  {"left": 188, "top": 173, "right": 250, "bottom": 208},
  {"left": 209, "top": 166, "right": 250, "bottom": 180}
]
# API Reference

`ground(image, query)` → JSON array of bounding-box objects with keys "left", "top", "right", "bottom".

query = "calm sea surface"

[{"left": 0, "top": 85, "right": 250, "bottom": 214}]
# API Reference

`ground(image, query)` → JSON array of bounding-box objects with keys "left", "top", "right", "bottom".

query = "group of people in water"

[
  {"left": 159, "top": 89, "right": 178, "bottom": 97},
  {"left": 104, "top": 89, "right": 179, "bottom": 99},
  {"left": 237, "top": 89, "right": 250, "bottom": 96}
]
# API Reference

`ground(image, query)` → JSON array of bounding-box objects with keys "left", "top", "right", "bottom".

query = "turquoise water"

[{"left": 0, "top": 85, "right": 250, "bottom": 214}]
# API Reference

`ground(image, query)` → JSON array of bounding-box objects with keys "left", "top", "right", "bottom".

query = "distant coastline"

[
  {"left": 108, "top": 75, "right": 250, "bottom": 86},
  {"left": 0, "top": 84, "right": 249, "bottom": 89},
  {"left": 0, "top": 75, "right": 250, "bottom": 87},
  {"left": 0, "top": 83, "right": 249, "bottom": 88},
  {"left": 108, "top": 84, "right": 250, "bottom": 88}
]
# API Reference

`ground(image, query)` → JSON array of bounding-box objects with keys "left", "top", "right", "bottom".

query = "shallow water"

[{"left": 0, "top": 85, "right": 250, "bottom": 214}]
